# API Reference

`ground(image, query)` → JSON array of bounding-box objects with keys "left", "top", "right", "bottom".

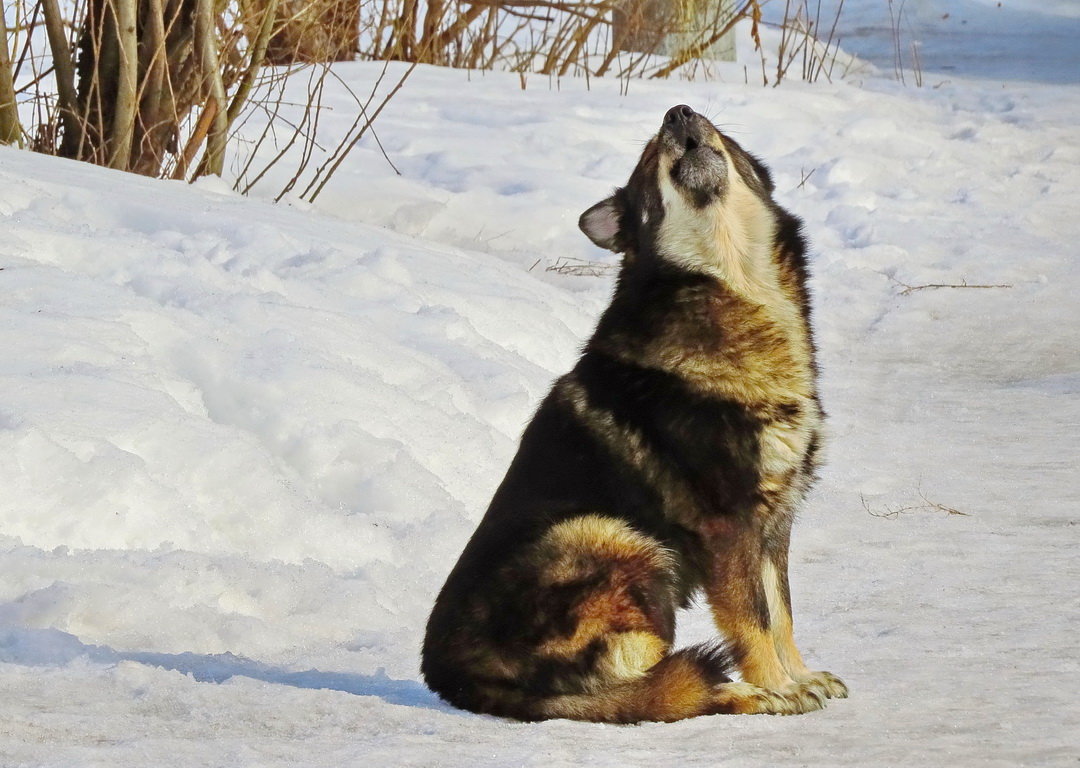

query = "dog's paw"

[
  {"left": 768, "top": 684, "right": 827, "bottom": 715},
  {"left": 711, "top": 682, "right": 826, "bottom": 716},
  {"left": 797, "top": 670, "right": 848, "bottom": 700}
]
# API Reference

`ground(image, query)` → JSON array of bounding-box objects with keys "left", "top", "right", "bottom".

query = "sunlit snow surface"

[{"left": 1, "top": 1, "right": 1078, "bottom": 764}]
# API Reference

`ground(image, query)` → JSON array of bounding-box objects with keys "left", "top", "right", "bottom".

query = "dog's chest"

[
  {"left": 701, "top": 291, "right": 820, "bottom": 483},
  {"left": 758, "top": 401, "right": 819, "bottom": 480}
]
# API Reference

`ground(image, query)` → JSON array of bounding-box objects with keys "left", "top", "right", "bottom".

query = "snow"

[
  {"left": 1, "top": 1, "right": 1079, "bottom": 764},
  {"left": 765, "top": 0, "right": 1080, "bottom": 85}
]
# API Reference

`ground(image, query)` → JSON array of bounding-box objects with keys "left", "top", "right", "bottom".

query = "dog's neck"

[{"left": 655, "top": 181, "right": 785, "bottom": 311}]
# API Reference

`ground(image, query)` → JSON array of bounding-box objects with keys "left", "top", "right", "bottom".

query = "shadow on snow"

[{"left": 0, "top": 625, "right": 450, "bottom": 712}]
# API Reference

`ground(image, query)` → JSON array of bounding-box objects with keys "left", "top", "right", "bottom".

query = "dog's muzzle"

[
  {"left": 660, "top": 105, "right": 727, "bottom": 202},
  {"left": 662, "top": 104, "right": 699, "bottom": 149}
]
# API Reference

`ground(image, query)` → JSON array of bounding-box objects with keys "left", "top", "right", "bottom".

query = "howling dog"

[{"left": 422, "top": 105, "right": 847, "bottom": 722}]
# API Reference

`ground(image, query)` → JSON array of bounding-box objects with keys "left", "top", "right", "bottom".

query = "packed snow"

[{"left": 1, "top": 0, "right": 1078, "bottom": 764}]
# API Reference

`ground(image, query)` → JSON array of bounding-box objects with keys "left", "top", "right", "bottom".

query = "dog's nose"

[{"left": 664, "top": 105, "right": 696, "bottom": 126}]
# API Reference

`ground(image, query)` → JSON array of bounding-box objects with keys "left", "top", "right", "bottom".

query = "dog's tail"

[
  {"left": 528, "top": 642, "right": 742, "bottom": 723},
  {"left": 450, "top": 640, "right": 791, "bottom": 724}
]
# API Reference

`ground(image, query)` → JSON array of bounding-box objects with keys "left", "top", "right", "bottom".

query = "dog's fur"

[{"left": 421, "top": 105, "right": 847, "bottom": 722}]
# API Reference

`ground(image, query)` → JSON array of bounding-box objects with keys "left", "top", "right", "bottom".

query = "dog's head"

[{"left": 579, "top": 105, "right": 778, "bottom": 278}]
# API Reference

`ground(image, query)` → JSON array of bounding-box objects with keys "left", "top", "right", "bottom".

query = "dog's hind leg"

[{"left": 489, "top": 514, "right": 799, "bottom": 722}]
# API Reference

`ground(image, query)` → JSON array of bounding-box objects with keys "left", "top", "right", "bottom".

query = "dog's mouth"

[
  {"left": 662, "top": 124, "right": 709, "bottom": 161},
  {"left": 659, "top": 105, "right": 727, "bottom": 201}
]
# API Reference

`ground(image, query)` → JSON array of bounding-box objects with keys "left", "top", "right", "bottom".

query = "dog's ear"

[{"left": 578, "top": 195, "right": 623, "bottom": 252}]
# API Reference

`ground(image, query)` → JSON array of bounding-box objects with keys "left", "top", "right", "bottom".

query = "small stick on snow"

[
  {"left": 860, "top": 488, "right": 969, "bottom": 520},
  {"left": 891, "top": 276, "right": 1012, "bottom": 296}
]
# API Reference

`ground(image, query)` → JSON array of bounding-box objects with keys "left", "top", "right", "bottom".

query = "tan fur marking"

[
  {"left": 536, "top": 651, "right": 727, "bottom": 723},
  {"left": 760, "top": 411, "right": 816, "bottom": 476},
  {"left": 588, "top": 271, "right": 817, "bottom": 419},
  {"left": 702, "top": 532, "right": 797, "bottom": 694},
  {"left": 538, "top": 514, "right": 673, "bottom": 580},
  {"left": 556, "top": 376, "right": 647, "bottom": 457},
  {"left": 599, "top": 631, "right": 668, "bottom": 681},
  {"left": 647, "top": 655, "right": 715, "bottom": 720},
  {"left": 635, "top": 279, "right": 815, "bottom": 405},
  {"left": 536, "top": 590, "right": 654, "bottom": 662},
  {"left": 536, "top": 616, "right": 607, "bottom": 660},
  {"left": 710, "top": 681, "right": 775, "bottom": 714},
  {"left": 646, "top": 140, "right": 816, "bottom": 407},
  {"left": 656, "top": 145, "right": 781, "bottom": 307},
  {"left": 761, "top": 557, "right": 808, "bottom": 676},
  {"left": 729, "top": 620, "right": 796, "bottom": 691},
  {"left": 533, "top": 515, "right": 672, "bottom": 666}
]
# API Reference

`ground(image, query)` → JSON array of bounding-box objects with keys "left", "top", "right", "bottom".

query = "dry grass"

[
  {"left": 540, "top": 256, "right": 619, "bottom": 277},
  {"left": 887, "top": 0, "right": 923, "bottom": 87}
]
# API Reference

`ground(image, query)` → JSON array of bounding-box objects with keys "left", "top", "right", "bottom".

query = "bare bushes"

[
  {"left": 1, "top": 0, "right": 406, "bottom": 189},
  {"left": 3, "top": 0, "right": 274, "bottom": 177},
  {"left": 230, "top": 58, "right": 415, "bottom": 202},
  {"left": 0, "top": 0, "right": 864, "bottom": 193},
  {"left": 261, "top": 0, "right": 359, "bottom": 64},
  {"left": 359, "top": 0, "right": 761, "bottom": 80},
  {"left": 352, "top": 1, "right": 860, "bottom": 85},
  {"left": 771, "top": 0, "right": 849, "bottom": 84}
]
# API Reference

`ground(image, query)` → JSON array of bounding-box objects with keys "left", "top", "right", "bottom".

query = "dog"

[{"left": 421, "top": 105, "right": 847, "bottom": 722}]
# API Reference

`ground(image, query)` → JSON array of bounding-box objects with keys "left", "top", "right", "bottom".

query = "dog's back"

[{"left": 422, "top": 106, "right": 846, "bottom": 722}]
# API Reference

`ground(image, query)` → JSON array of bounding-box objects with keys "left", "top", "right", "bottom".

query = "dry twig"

[
  {"left": 861, "top": 487, "right": 969, "bottom": 520},
  {"left": 891, "top": 276, "right": 1012, "bottom": 296}
]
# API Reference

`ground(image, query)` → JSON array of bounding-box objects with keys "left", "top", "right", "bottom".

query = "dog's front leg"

[
  {"left": 700, "top": 517, "right": 826, "bottom": 715},
  {"left": 762, "top": 527, "right": 849, "bottom": 702}
]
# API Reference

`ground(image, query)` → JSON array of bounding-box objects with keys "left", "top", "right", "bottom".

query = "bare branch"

[
  {"left": 108, "top": 0, "right": 139, "bottom": 169},
  {"left": 890, "top": 276, "right": 1013, "bottom": 296},
  {"left": 861, "top": 487, "right": 970, "bottom": 520},
  {"left": 192, "top": 0, "right": 230, "bottom": 178},
  {"left": 0, "top": 9, "right": 23, "bottom": 145},
  {"left": 303, "top": 61, "right": 417, "bottom": 203},
  {"left": 225, "top": 0, "right": 280, "bottom": 127},
  {"left": 41, "top": 0, "right": 82, "bottom": 153}
]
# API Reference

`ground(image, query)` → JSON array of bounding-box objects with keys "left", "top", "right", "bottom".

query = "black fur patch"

[
  {"left": 682, "top": 641, "right": 737, "bottom": 687},
  {"left": 573, "top": 352, "right": 763, "bottom": 517}
]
